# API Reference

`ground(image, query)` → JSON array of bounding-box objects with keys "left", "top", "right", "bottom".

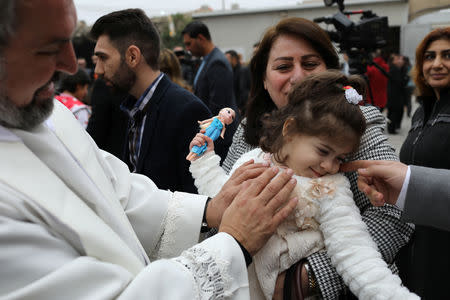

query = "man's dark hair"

[
  {"left": 225, "top": 50, "right": 239, "bottom": 60},
  {"left": 90, "top": 8, "right": 160, "bottom": 70},
  {"left": 181, "top": 21, "right": 211, "bottom": 41},
  {"left": 59, "top": 69, "right": 91, "bottom": 93}
]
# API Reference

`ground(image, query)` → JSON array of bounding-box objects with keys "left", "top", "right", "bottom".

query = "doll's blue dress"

[{"left": 191, "top": 117, "right": 223, "bottom": 156}]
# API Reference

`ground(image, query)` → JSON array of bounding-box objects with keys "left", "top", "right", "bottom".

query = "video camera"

[
  {"left": 173, "top": 49, "right": 201, "bottom": 86},
  {"left": 174, "top": 49, "right": 197, "bottom": 67},
  {"left": 314, "top": 0, "right": 389, "bottom": 75}
]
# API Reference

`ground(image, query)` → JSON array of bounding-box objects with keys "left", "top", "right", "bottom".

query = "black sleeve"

[
  {"left": 86, "top": 79, "right": 113, "bottom": 149},
  {"left": 205, "top": 62, "right": 236, "bottom": 115}
]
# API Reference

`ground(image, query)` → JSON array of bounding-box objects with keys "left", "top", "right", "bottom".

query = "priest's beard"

[{"left": 0, "top": 62, "right": 54, "bottom": 131}]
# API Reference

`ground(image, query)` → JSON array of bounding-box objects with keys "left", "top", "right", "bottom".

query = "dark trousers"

[{"left": 387, "top": 105, "right": 403, "bottom": 133}]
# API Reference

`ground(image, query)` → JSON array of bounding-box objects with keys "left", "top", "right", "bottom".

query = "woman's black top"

[{"left": 398, "top": 88, "right": 450, "bottom": 299}]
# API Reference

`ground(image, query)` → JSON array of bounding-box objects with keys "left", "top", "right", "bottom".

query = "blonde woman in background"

[{"left": 160, "top": 48, "right": 192, "bottom": 92}]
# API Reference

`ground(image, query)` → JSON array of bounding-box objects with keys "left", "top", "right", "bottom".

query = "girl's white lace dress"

[{"left": 190, "top": 149, "right": 419, "bottom": 300}]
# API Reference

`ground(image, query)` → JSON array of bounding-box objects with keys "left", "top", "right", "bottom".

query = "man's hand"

[
  {"left": 219, "top": 167, "right": 298, "bottom": 255},
  {"left": 341, "top": 160, "right": 408, "bottom": 206},
  {"left": 206, "top": 159, "right": 270, "bottom": 228}
]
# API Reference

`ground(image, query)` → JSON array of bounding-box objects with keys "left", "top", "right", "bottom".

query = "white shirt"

[{"left": 396, "top": 166, "right": 411, "bottom": 211}]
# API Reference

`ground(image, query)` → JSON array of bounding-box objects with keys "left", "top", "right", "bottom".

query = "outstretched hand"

[
  {"left": 341, "top": 160, "right": 408, "bottom": 206},
  {"left": 219, "top": 167, "right": 298, "bottom": 256}
]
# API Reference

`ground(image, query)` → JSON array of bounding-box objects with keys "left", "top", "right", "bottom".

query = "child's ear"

[{"left": 282, "top": 118, "right": 295, "bottom": 137}]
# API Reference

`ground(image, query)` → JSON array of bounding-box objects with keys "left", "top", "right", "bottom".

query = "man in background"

[
  {"left": 225, "top": 50, "right": 251, "bottom": 115},
  {"left": 91, "top": 9, "right": 212, "bottom": 193},
  {"left": 182, "top": 21, "right": 238, "bottom": 161},
  {"left": 387, "top": 53, "right": 408, "bottom": 134}
]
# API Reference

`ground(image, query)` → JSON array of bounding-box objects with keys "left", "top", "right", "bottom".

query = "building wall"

[
  {"left": 401, "top": 24, "right": 432, "bottom": 61},
  {"left": 193, "top": 0, "right": 409, "bottom": 62},
  {"left": 402, "top": 9, "right": 450, "bottom": 61}
]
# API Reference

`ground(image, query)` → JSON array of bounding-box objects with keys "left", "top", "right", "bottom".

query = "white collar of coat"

[
  {"left": 0, "top": 115, "right": 54, "bottom": 142},
  {"left": 0, "top": 124, "right": 21, "bottom": 142},
  {"left": 0, "top": 102, "right": 145, "bottom": 275}
]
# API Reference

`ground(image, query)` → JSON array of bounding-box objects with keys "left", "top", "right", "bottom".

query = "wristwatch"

[
  {"left": 201, "top": 197, "right": 212, "bottom": 233},
  {"left": 303, "top": 261, "right": 320, "bottom": 296}
]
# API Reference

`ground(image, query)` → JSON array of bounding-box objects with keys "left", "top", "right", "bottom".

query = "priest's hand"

[
  {"left": 219, "top": 167, "right": 298, "bottom": 255},
  {"left": 205, "top": 159, "right": 270, "bottom": 228}
]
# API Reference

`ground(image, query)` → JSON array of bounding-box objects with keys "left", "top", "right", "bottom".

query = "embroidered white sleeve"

[
  {"left": 151, "top": 193, "right": 183, "bottom": 260},
  {"left": 174, "top": 246, "right": 231, "bottom": 300}
]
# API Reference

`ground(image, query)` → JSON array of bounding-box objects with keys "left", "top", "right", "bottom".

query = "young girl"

[{"left": 189, "top": 71, "right": 418, "bottom": 300}]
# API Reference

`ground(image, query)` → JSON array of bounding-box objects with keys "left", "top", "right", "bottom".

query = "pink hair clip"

[{"left": 343, "top": 86, "right": 362, "bottom": 105}]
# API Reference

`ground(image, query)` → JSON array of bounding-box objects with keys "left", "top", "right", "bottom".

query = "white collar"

[
  {"left": 0, "top": 125, "right": 20, "bottom": 142},
  {"left": 0, "top": 117, "right": 54, "bottom": 143}
]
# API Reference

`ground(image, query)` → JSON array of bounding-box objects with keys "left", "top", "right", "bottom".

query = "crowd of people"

[
  {"left": 342, "top": 50, "right": 415, "bottom": 134},
  {"left": 0, "top": 0, "right": 449, "bottom": 299}
]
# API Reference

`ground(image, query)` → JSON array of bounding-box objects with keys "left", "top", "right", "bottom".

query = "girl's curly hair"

[{"left": 260, "top": 70, "right": 367, "bottom": 163}]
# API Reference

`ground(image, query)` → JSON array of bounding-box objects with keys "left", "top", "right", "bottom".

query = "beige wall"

[
  {"left": 409, "top": 0, "right": 450, "bottom": 20},
  {"left": 194, "top": 0, "right": 409, "bottom": 62}
]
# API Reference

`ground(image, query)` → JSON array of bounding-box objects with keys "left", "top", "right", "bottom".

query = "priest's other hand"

[
  {"left": 219, "top": 167, "right": 298, "bottom": 256},
  {"left": 205, "top": 159, "right": 270, "bottom": 228}
]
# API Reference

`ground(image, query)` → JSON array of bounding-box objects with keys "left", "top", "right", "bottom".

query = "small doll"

[{"left": 186, "top": 107, "right": 235, "bottom": 161}]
